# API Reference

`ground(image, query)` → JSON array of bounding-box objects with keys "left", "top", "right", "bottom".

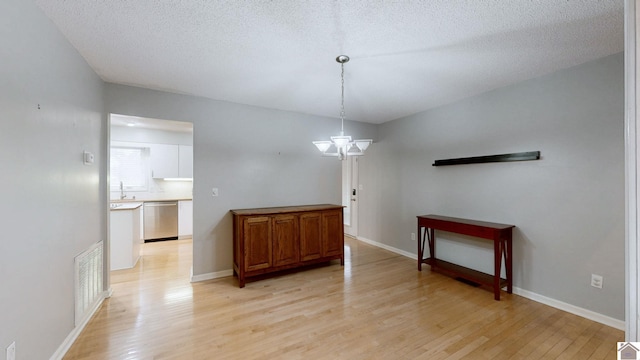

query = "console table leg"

[
  {"left": 418, "top": 225, "right": 424, "bottom": 271},
  {"left": 428, "top": 228, "right": 435, "bottom": 261},
  {"left": 494, "top": 239, "right": 502, "bottom": 301},
  {"left": 506, "top": 238, "right": 512, "bottom": 293}
]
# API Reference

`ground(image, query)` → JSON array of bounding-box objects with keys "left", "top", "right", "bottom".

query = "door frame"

[
  {"left": 625, "top": 0, "right": 638, "bottom": 341},
  {"left": 342, "top": 156, "right": 359, "bottom": 237},
  {"left": 105, "top": 113, "right": 194, "bottom": 286}
]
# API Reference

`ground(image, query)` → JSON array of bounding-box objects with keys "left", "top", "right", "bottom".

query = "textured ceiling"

[{"left": 35, "top": 0, "right": 623, "bottom": 124}]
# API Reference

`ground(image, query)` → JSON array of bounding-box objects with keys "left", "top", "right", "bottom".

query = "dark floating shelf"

[{"left": 433, "top": 151, "right": 541, "bottom": 167}]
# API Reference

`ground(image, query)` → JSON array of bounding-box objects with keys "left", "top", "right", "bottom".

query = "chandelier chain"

[{"left": 340, "top": 62, "right": 345, "bottom": 132}]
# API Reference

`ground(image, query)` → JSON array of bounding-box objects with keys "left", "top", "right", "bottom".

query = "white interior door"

[{"left": 342, "top": 156, "right": 358, "bottom": 237}]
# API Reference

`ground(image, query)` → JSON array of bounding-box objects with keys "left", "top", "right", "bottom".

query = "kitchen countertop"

[
  {"left": 110, "top": 202, "right": 143, "bottom": 211},
  {"left": 111, "top": 198, "right": 192, "bottom": 203}
]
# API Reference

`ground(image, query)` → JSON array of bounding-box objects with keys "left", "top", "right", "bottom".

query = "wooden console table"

[{"left": 417, "top": 215, "right": 514, "bottom": 300}]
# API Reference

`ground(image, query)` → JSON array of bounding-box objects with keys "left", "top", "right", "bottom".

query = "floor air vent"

[{"left": 74, "top": 241, "right": 103, "bottom": 327}]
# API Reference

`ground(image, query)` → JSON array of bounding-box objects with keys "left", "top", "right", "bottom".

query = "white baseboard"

[
  {"left": 512, "top": 287, "right": 625, "bottom": 330},
  {"left": 50, "top": 290, "right": 109, "bottom": 360},
  {"left": 354, "top": 236, "right": 625, "bottom": 331},
  {"left": 190, "top": 267, "right": 233, "bottom": 282},
  {"left": 356, "top": 236, "right": 417, "bottom": 260}
]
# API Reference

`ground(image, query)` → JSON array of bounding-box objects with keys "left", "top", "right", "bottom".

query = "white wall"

[
  {"left": 358, "top": 53, "right": 625, "bottom": 320},
  {"left": 0, "top": 0, "right": 105, "bottom": 358},
  {"left": 104, "top": 83, "right": 378, "bottom": 278}
]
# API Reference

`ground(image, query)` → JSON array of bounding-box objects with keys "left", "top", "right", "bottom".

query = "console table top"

[{"left": 417, "top": 214, "right": 515, "bottom": 230}]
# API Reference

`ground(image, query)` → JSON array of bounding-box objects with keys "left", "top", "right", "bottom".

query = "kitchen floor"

[{"left": 111, "top": 238, "right": 192, "bottom": 286}]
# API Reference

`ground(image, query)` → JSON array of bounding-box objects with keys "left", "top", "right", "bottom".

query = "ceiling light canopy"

[{"left": 313, "top": 55, "right": 372, "bottom": 160}]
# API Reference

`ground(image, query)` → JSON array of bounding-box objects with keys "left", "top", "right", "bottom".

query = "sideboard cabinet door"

[
  {"left": 273, "top": 214, "right": 299, "bottom": 267},
  {"left": 322, "top": 210, "right": 343, "bottom": 257},
  {"left": 243, "top": 216, "right": 272, "bottom": 272},
  {"left": 300, "top": 212, "right": 322, "bottom": 261}
]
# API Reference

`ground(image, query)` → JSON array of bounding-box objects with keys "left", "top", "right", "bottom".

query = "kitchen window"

[{"left": 110, "top": 146, "right": 149, "bottom": 191}]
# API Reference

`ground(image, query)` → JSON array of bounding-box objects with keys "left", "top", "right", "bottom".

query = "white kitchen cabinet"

[
  {"left": 178, "top": 200, "right": 193, "bottom": 238},
  {"left": 150, "top": 144, "right": 179, "bottom": 178},
  {"left": 150, "top": 144, "right": 193, "bottom": 179},
  {"left": 110, "top": 204, "right": 142, "bottom": 270},
  {"left": 179, "top": 145, "right": 193, "bottom": 178}
]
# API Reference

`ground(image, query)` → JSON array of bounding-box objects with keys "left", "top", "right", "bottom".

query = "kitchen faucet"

[{"left": 120, "top": 181, "right": 127, "bottom": 200}]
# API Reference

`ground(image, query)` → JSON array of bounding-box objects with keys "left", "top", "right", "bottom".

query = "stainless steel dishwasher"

[{"left": 143, "top": 201, "right": 178, "bottom": 241}]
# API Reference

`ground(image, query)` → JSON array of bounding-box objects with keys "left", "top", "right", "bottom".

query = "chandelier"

[{"left": 312, "top": 55, "right": 372, "bottom": 160}]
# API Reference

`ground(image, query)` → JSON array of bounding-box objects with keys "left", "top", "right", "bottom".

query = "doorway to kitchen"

[{"left": 108, "top": 113, "right": 194, "bottom": 287}]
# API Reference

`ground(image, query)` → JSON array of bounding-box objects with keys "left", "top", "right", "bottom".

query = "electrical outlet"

[
  {"left": 6, "top": 341, "right": 15, "bottom": 360},
  {"left": 411, "top": 233, "right": 416, "bottom": 241},
  {"left": 591, "top": 274, "right": 603, "bottom": 289}
]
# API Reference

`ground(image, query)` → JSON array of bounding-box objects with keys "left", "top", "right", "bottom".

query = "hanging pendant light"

[{"left": 313, "top": 55, "right": 372, "bottom": 160}]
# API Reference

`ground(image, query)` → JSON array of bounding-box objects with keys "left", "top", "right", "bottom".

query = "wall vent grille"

[{"left": 74, "top": 241, "right": 103, "bottom": 327}]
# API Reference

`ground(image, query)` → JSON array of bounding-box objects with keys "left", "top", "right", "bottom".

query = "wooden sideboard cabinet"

[{"left": 231, "top": 204, "right": 344, "bottom": 288}]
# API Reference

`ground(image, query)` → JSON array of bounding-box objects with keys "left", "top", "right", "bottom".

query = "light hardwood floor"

[{"left": 64, "top": 237, "right": 623, "bottom": 359}]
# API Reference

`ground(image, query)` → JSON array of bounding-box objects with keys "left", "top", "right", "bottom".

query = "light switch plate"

[
  {"left": 83, "top": 151, "right": 94, "bottom": 165},
  {"left": 212, "top": 188, "right": 219, "bottom": 197}
]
